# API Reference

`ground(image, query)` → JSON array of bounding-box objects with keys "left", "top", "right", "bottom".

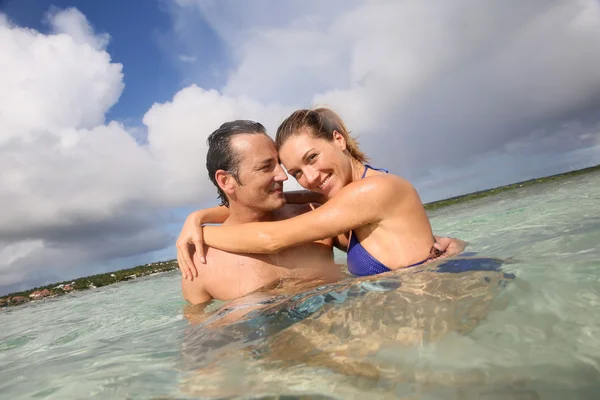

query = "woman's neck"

[{"left": 350, "top": 158, "right": 366, "bottom": 183}]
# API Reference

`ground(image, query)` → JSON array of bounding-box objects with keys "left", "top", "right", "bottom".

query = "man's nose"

[{"left": 274, "top": 164, "right": 288, "bottom": 182}]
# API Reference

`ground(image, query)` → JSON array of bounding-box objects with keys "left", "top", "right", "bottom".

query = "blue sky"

[
  {"left": 4, "top": 0, "right": 171, "bottom": 120},
  {"left": 1, "top": 0, "right": 600, "bottom": 295},
  {"left": 1, "top": 0, "right": 230, "bottom": 121}
]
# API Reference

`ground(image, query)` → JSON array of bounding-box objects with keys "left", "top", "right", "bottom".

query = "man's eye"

[{"left": 293, "top": 171, "right": 302, "bottom": 179}]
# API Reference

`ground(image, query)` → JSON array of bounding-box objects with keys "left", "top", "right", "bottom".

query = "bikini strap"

[
  {"left": 361, "top": 164, "right": 389, "bottom": 178},
  {"left": 361, "top": 165, "right": 369, "bottom": 179}
]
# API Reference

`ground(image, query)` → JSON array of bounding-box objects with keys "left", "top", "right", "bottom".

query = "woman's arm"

[
  {"left": 176, "top": 191, "right": 326, "bottom": 277},
  {"left": 196, "top": 206, "right": 230, "bottom": 224},
  {"left": 202, "top": 175, "right": 405, "bottom": 253}
]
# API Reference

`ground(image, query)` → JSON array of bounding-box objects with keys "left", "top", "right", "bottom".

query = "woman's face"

[{"left": 278, "top": 130, "right": 352, "bottom": 198}]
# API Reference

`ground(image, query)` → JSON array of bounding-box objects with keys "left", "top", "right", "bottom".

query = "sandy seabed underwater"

[{"left": 1, "top": 172, "right": 600, "bottom": 399}]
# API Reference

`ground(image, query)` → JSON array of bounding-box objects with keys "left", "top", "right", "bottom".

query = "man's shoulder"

[
  {"left": 203, "top": 247, "right": 237, "bottom": 264},
  {"left": 204, "top": 247, "right": 270, "bottom": 267},
  {"left": 274, "top": 203, "right": 319, "bottom": 220},
  {"left": 182, "top": 251, "right": 240, "bottom": 301}
]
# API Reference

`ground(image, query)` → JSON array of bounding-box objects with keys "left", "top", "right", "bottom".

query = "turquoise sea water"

[{"left": 1, "top": 172, "right": 600, "bottom": 399}]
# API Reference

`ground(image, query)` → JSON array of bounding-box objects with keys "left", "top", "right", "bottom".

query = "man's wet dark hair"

[{"left": 206, "top": 120, "right": 268, "bottom": 207}]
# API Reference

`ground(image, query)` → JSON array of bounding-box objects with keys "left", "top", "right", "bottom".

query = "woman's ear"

[
  {"left": 332, "top": 130, "right": 347, "bottom": 151},
  {"left": 215, "top": 170, "right": 236, "bottom": 196}
]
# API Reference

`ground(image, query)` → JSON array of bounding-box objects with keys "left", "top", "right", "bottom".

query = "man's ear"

[
  {"left": 215, "top": 170, "right": 236, "bottom": 196},
  {"left": 332, "top": 130, "right": 347, "bottom": 151}
]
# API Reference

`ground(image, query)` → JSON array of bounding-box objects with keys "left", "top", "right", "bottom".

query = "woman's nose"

[{"left": 305, "top": 168, "right": 319, "bottom": 187}]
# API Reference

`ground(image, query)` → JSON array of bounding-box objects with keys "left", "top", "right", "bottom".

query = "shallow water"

[{"left": 1, "top": 172, "right": 600, "bottom": 399}]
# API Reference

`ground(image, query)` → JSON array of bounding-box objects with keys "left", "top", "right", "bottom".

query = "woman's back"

[{"left": 347, "top": 169, "right": 435, "bottom": 275}]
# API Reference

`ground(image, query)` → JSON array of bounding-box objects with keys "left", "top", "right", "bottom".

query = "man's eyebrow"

[{"left": 255, "top": 158, "right": 274, "bottom": 169}]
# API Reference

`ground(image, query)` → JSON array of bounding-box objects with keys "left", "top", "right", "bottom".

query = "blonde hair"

[{"left": 275, "top": 107, "right": 369, "bottom": 163}]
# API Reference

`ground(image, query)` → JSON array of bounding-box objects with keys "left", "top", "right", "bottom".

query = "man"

[
  {"left": 177, "top": 120, "right": 463, "bottom": 306},
  {"left": 179, "top": 120, "right": 346, "bottom": 305}
]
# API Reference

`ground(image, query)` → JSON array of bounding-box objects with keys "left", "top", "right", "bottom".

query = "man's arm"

[
  {"left": 333, "top": 233, "right": 350, "bottom": 252},
  {"left": 284, "top": 190, "right": 328, "bottom": 205},
  {"left": 183, "top": 301, "right": 212, "bottom": 325},
  {"left": 181, "top": 275, "right": 212, "bottom": 305}
]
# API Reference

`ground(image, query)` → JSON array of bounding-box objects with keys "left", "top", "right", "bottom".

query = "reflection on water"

[
  {"left": 180, "top": 257, "right": 518, "bottom": 398},
  {"left": 2, "top": 172, "right": 600, "bottom": 399}
]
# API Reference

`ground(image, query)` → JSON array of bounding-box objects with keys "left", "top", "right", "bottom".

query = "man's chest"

[
  {"left": 201, "top": 253, "right": 288, "bottom": 299},
  {"left": 202, "top": 243, "right": 335, "bottom": 300}
]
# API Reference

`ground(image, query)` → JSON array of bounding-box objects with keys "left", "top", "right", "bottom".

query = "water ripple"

[{"left": 2, "top": 173, "right": 600, "bottom": 398}]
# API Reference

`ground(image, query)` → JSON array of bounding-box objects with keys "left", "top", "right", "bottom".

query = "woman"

[{"left": 181, "top": 108, "right": 463, "bottom": 277}]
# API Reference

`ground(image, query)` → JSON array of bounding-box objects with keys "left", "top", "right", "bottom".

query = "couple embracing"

[{"left": 176, "top": 107, "right": 467, "bottom": 306}]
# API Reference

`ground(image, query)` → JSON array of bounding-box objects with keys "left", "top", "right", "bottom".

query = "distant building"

[
  {"left": 29, "top": 289, "right": 51, "bottom": 300},
  {"left": 30, "top": 291, "right": 43, "bottom": 300},
  {"left": 10, "top": 296, "right": 28, "bottom": 304}
]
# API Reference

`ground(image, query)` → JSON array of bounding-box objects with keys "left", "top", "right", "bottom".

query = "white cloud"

[
  {"left": 170, "top": 0, "right": 600, "bottom": 180},
  {"left": 0, "top": 8, "right": 297, "bottom": 292},
  {"left": 143, "top": 85, "right": 296, "bottom": 204},
  {"left": 0, "top": 14, "right": 122, "bottom": 141},
  {"left": 0, "top": 9, "right": 163, "bottom": 291},
  {"left": 46, "top": 7, "right": 110, "bottom": 51},
  {"left": 0, "top": 12, "right": 154, "bottom": 232},
  {"left": 4, "top": 1, "right": 600, "bottom": 292},
  {"left": 178, "top": 54, "right": 197, "bottom": 63}
]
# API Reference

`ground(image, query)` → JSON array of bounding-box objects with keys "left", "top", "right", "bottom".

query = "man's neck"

[{"left": 224, "top": 204, "right": 276, "bottom": 225}]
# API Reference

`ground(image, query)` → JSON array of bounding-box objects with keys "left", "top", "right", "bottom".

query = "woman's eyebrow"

[{"left": 302, "top": 148, "right": 317, "bottom": 162}]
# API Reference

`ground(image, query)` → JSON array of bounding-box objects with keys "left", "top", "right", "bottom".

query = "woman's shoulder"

[
  {"left": 329, "top": 174, "right": 417, "bottom": 211},
  {"left": 348, "top": 173, "right": 414, "bottom": 196}
]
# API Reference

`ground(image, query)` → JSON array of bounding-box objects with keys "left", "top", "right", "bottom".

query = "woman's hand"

[
  {"left": 175, "top": 206, "right": 229, "bottom": 280},
  {"left": 176, "top": 211, "right": 206, "bottom": 281}
]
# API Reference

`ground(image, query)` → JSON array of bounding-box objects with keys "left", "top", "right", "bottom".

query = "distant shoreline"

[
  {"left": 424, "top": 163, "right": 600, "bottom": 211},
  {"left": 0, "top": 261, "right": 178, "bottom": 308},
  {"left": 2, "top": 163, "right": 599, "bottom": 307}
]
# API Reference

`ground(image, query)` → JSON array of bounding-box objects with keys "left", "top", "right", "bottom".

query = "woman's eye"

[
  {"left": 308, "top": 154, "right": 317, "bottom": 163},
  {"left": 293, "top": 171, "right": 302, "bottom": 179}
]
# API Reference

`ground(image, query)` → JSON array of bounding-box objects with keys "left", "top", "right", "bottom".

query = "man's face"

[{"left": 229, "top": 134, "right": 288, "bottom": 211}]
